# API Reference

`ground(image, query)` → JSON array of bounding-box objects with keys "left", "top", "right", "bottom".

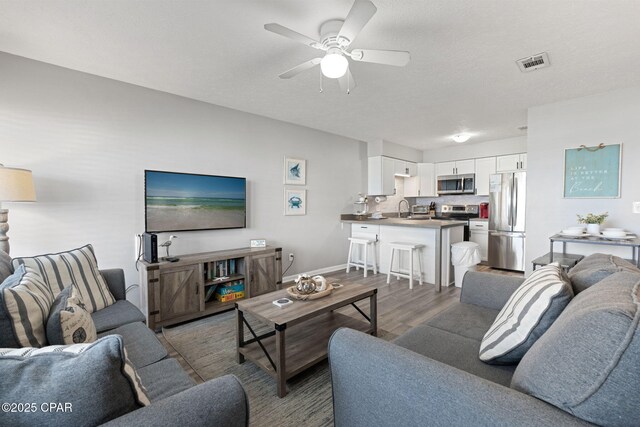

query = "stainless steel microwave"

[{"left": 437, "top": 174, "right": 475, "bottom": 195}]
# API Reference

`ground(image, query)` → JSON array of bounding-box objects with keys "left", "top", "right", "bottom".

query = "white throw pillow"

[
  {"left": 479, "top": 263, "right": 573, "bottom": 364},
  {"left": 46, "top": 284, "right": 97, "bottom": 345}
]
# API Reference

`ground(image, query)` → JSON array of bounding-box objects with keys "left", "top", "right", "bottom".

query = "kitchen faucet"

[{"left": 398, "top": 199, "right": 410, "bottom": 218}]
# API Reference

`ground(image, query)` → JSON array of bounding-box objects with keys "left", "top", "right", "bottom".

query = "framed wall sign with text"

[{"left": 563, "top": 143, "right": 621, "bottom": 198}]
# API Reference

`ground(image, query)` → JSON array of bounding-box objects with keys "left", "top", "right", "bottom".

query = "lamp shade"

[{"left": 0, "top": 166, "right": 36, "bottom": 201}]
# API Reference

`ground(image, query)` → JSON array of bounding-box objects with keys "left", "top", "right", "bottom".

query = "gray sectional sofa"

[
  {"left": 329, "top": 254, "right": 640, "bottom": 426},
  {"left": 96, "top": 269, "right": 249, "bottom": 426},
  {"left": 0, "top": 259, "right": 248, "bottom": 426}
]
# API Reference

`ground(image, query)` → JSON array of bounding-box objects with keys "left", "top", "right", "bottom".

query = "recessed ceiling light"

[{"left": 452, "top": 133, "right": 471, "bottom": 143}]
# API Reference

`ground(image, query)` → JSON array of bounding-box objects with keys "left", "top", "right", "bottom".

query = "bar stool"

[
  {"left": 346, "top": 237, "right": 378, "bottom": 277},
  {"left": 387, "top": 242, "right": 424, "bottom": 289}
]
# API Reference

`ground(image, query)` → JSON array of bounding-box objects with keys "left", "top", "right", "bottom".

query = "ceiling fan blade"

[
  {"left": 278, "top": 58, "right": 322, "bottom": 79},
  {"left": 338, "top": 68, "right": 357, "bottom": 93},
  {"left": 264, "top": 23, "right": 322, "bottom": 49},
  {"left": 338, "top": 0, "right": 377, "bottom": 46},
  {"left": 350, "top": 49, "right": 410, "bottom": 66}
]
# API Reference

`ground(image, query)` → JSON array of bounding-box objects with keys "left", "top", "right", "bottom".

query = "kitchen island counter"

[{"left": 342, "top": 216, "right": 465, "bottom": 291}]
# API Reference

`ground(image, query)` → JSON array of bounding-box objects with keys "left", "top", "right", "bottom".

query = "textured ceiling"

[{"left": 1, "top": 0, "right": 640, "bottom": 149}]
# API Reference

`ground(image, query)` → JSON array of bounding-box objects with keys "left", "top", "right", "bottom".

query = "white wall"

[
  {"left": 0, "top": 53, "right": 366, "bottom": 306},
  {"left": 367, "top": 139, "right": 423, "bottom": 162},
  {"left": 526, "top": 86, "right": 640, "bottom": 274},
  {"left": 423, "top": 136, "right": 527, "bottom": 162}
]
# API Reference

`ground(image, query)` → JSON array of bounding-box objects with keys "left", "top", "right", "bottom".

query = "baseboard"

[{"left": 283, "top": 264, "right": 347, "bottom": 284}]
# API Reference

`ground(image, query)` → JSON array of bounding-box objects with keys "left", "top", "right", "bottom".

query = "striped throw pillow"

[
  {"left": 0, "top": 265, "right": 54, "bottom": 347},
  {"left": 12, "top": 245, "right": 115, "bottom": 313},
  {"left": 479, "top": 263, "right": 573, "bottom": 364}
]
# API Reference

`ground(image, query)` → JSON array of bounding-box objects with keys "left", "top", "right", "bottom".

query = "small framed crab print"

[{"left": 284, "top": 188, "right": 306, "bottom": 216}]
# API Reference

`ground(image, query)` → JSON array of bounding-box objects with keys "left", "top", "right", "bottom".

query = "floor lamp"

[{"left": 0, "top": 165, "right": 36, "bottom": 255}]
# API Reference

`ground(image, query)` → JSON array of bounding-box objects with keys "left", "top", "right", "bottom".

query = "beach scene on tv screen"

[{"left": 146, "top": 171, "right": 246, "bottom": 232}]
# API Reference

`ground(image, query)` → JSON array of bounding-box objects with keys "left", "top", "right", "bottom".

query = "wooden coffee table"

[{"left": 235, "top": 283, "right": 377, "bottom": 397}]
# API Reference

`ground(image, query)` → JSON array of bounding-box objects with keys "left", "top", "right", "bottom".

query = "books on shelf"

[
  {"left": 206, "top": 258, "right": 242, "bottom": 281},
  {"left": 214, "top": 291, "right": 245, "bottom": 302},
  {"left": 204, "top": 285, "right": 218, "bottom": 302},
  {"left": 205, "top": 280, "right": 245, "bottom": 303},
  {"left": 217, "top": 281, "right": 244, "bottom": 295}
]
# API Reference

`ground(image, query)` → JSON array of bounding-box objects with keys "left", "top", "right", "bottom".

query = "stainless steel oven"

[
  {"left": 436, "top": 204, "right": 480, "bottom": 241},
  {"left": 437, "top": 174, "right": 475, "bottom": 195}
]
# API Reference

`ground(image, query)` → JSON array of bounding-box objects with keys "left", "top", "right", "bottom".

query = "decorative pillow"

[
  {"left": 12, "top": 244, "right": 115, "bottom": 313},
  {"left": 511, "top": 271, "right": 640, "bottom": 426},
  {"left": 46, "top": 284, "right": 97, "bottom": 345},
  {"left": 0, "top": 249, "right": 12, "bottom": 283},
  {"left": 0, "top": 336, "right": 150, "bottom": 426},
  {"left": 568, "top": 253, "right": 640, "bottom": 294},
  {"left": 0, "top": 265, "right": 54, "bottom": 348},
  {"left": 479, "top": 263, "right": 573, "bottom": 364}
]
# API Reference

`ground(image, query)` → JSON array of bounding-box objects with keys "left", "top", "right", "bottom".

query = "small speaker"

[{"left": 143, "top": 232, "right": 158, "bottom": 263}]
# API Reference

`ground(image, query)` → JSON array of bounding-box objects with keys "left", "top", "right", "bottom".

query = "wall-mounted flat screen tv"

[{"left": 145, "top": 170, "right": 246, "bottom": 233}]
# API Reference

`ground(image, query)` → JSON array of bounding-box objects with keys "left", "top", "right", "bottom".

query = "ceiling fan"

[{"left": 264, "top": 0, "right": 410, "bottom": 93}]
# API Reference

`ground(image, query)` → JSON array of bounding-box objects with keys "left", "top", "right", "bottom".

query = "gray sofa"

[
  {"left": 329, "top": 255, "right": 640, "bottom": 426},
  {"left": 95, "top": 269, "right": 248, "bottom": 427}
]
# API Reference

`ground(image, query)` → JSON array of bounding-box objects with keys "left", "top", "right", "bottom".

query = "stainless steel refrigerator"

[{"left": 488, "top": 172, "right": 526, "bottom": 271}]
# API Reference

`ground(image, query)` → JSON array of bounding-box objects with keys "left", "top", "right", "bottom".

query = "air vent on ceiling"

[{"left": 516, "top": 52, "right": 550, "bottom": 72}]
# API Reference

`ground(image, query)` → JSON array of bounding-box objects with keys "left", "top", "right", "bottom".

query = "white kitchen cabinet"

[
  {"left": 404, "top": 176, "right": 419, "bottom": 197},
  {"left": 418, "top": 163, "right": 436, "bottom": 197},
  {"left": 435, "top": 161, "right": 456, "bottom": 177},
  {"left": 474, "top": 157, "right": 496, "bottom": 196},
  {"left": 368, "top": 156, "right": 396, "bottom": 195},
  {"left": 393, "top": 159, "right": 417, "bottom": 177},
  {"left": 455, "top": 159, "right": 475, "bottom": 175},
  {"left": 435, "top": 159, "right": 475, "bottom": 176},
  {"left": 404, "top": 163, "right": 435, "bottom": 197},
  {"left": 496, "top": 153, "right": 527, "bottom": 172},
  {"left": 469, "top": 220, "right": 489, "bottom": 261}
]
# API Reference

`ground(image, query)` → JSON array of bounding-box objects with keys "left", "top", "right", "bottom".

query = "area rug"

[{"left": 161, "top": 310, "right": 394, "bottom": 427}]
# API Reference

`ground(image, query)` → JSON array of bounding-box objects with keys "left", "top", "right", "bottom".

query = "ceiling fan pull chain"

[
  {"left": 347, "top": 68, "right": 351, "bottom": 94},
  {"left": 319, "top": 69, "right": 323, "bottom": 93}
]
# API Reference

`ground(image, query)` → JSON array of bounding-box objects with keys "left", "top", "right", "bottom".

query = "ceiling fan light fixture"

[
  {"left": 321, "top": 50, "right": 349, "bottom": 79},
  {"left": 452, "top": 133, "right": 471, "bottom": 143}
]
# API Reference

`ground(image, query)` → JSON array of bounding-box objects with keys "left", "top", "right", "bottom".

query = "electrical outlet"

[
  {"left": 289, "top": 253, "right": 295, "bottom": 261},
  {"left": 633, "top": 202, "right": 640, "bottom": 214}
]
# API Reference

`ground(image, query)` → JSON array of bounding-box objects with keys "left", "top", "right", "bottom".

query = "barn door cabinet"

[{"left": 140, "top": 246, "right": 282, "bottom": 331}]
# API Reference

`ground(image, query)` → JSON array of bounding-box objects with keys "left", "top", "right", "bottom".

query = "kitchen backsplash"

[
  {"left": 413, "top": 195, "right": 488, "bottom": 212},
  {"left": 366, "top": 177, "right": 407, "bottom": 214},
  {"left": 366, "top": 177, "right": 489, "bottom": 215}
]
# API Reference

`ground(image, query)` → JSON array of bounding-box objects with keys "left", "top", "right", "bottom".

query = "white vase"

[{"left": 586, "top": 223, "right": 601, "bottom": 235}]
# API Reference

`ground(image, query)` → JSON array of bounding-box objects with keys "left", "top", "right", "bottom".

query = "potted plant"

[{"left": 577, "top": 212, "right": 608, "bottom": 235}]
